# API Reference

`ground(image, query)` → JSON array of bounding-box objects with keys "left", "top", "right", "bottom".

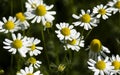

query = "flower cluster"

[{"left": 0, "top": 0, "right": 119, "bottom": 75}]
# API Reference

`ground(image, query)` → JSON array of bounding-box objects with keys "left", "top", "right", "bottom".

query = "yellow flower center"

[
  {"left": 98, "top": 9, "right": 106, "bottom": 15},
  {"left": 81, "top": 14, "right": 91, "bottom": 23},
  {"left": 16, "top": 12, "right": 26, "bottom": 22},
  {"left": 58, "top": 64, "right": 66, "bottom": 72},
  {"left": 4, "top": 21, "right": 15, "bottom": 30},
  {"left": 30, "top": 44, "right": 36, "bottom": 51},
  {"left": 96, "top": 60, "right": 106, "bottom": 70},
  {"left": 115, "top": 1, "right": 120, "bottom": 9},
  {"left": 67, "top": 39, "right": 77, "bottom": 45},
  {"left": 28, "top": 57, "right": 36, "bottom": 64},
  {"left": 90, "top": 39, "right": 102, "bottom": 52},
  {"left": 27, "top": 73, "right": 33, "bottom": 75},
  {"left": 36, "top": 5, "right": 47, "bottom": 16},
  {"left": 61, "top": 27, "right": 70, "bottom": 36},
  {"left": 112, "top": 60, "right": 120, "bottom": 70},
  {"left": 45, "top": 22, "right": 52, "bottom": 28},
  {"left": 12, "top": 39, "right": 23, "bottom": 49}
]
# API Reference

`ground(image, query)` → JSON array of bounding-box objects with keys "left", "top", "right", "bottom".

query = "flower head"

[
  {"left": 88, "top": 56, "right": 113, "bottom": 75},
  {"left": 16, "top": 12, "right": 30, "bottom": 30},
  {"left": 27, "top": 37, "right": 43, "bottom": 56},
  {"left": 25, "top": 0, "right": 56, "bottom": 25},
  {"left": 0, "top": 16, "right": 20, "bottom": 33},
  {"left": 93, "top": 4, "right": 112, "bottom": 20},
  {"left": 55, "top": 22, "right": 76, "bottom": 40},
  {"left": 110, "top": 55, "right": 120, "bottom": 75},
  {"left": 87, "top": 39, "right": 110, "bottom": 60},
  {"left": 72, "top": 10, "right": 99, "bottom": 30},
  {"left": 17, "top": 65, "right": 42, "bottom": 75},
  {"left": 3, "top": 33, "right": 29, "bottom": 57},
  {"left": 64, "top": 31, "right": 84, "bottom": 51},
  {"left": 27, "top": 57, "right": 42, "bottom": 68},
  {"left": 107, "top": 0, "right": 120, "bottom": 14}
]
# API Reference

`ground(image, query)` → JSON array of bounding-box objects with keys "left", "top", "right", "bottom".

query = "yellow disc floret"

[
  {"left": 36, "top": 5, "right": 47, "bottom": 16},
  {"left": 28, "top": 57, "right": 36, "bottom": 64},
  {"left": 67, "top": 39, "right": 77, "bottom": 45},
  {"left": 81, "top": 14, "right": 91, "bottom": 23},
  {"left": 12, "top": 39, "right": 23, "bottom": 49},
  {"left": 45, "top": 22, "right": 52, "bottom": 28},
  {"left": 112, "top": 60, "right": 120, "bottom": 70},
  {"left": 115, "top": 1, "right": 120, "bottom": 9},
  {"left": 96, "top": 60, "right": 106, "bottom": 70},
  {"left": 4, "top": 21, "right": 15, "bottom": 30},
  {"left": 90, "top": 39, "right": 102, "bottom": 52},
  {"left": 30, "top": 44, "right": 36, "bottom": 51},
  {"left": 58, "top": 64, "right": 66, "bottom": 72},
  {"left": 27, "top": 73, "right": 33, "bottom": 75},
  {"left": 98, "top": 9, "right": 106, "bottom": 15},
  {"left": 16, "top": 12, "right": 26, "bottom": 22},
  {"left": 61, "top": 28, "right": 70, "bottom": 36}
]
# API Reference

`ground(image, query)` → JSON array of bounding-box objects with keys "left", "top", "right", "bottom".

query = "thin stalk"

[{"left": 85, "top": 27, "right": 94, "bottom": 40}]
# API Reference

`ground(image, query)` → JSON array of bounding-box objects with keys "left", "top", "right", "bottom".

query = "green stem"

[
  {"left": 85, "top": 27, "right": 94, "bottom": 40},
  {"left": 10, "top": 55, "right": 14, "bottom": 75}
]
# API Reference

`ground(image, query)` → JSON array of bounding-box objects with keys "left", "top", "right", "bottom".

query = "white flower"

[
  {"left": 110, "top": 55, "right": 120, "bottom": 75},
  {"left": 27, "top": 37, "right": 43, "bottom": 56},
  {"left": 3, "top": 33, "right": 29, "bottom": 57},
  {"left": 17, "top": 65, "right": 43, "bottom": 75},
  {"left": 107, "top": 0, "right": 120, "bottom": 14},
  {"left": 16, "top": 12, "right": 30, "bottom": 30},
  {"left": 72, "top": 10, "right": 99, "bottom": 30},
  {"left": 25, "top": 0, "right": 56, "bottom": 25},
  {"left": 64, "top": 31, "right": 84, "bottom": 51},
  {"left": 0, "top": 16, "right": 20, "bottom": 33},
  {"left": 93, "top": 4, "right": 112, "bottom": 20},
  {"left": 55, "top": 22, "right": 76, "bottom": 40},
  {"left": 87, "top": 39, "right": 110, "bottom": 60},
  {"left": 27, "top": 57, "right": 42, "bottom": 68},
  {"left": 88, "top": 56, "right": 113, "bottom": 75}
]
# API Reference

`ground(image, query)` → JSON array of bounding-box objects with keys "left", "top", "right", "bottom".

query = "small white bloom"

[
  {"left": 25, "top": 0, "right": 56, "bottom": 25},
  {"left": 0, "top": 16, "right": 20, "bottom": 33},
  {"left": 87, "top": 39, "right": 110, "bottom": 60},
  {"left": 27, "top": 37, "right": 43, "bottom": 56},
  {"left": 72, "top": 9, "right": 99, "bottom": 30},
  {"left": 110, "top": 55, "right": 120, "bottom": 75},
  {"left": 88, "top": 56, "right": 113, "bottom": 75},
  {"left": 93, "top": 4, "right": 112, "bottom": 20},
  {"left": 107, "top": 0, "right": 120, "bottom": 14},
  {"left": 16, "top": 12, "right": 30, "bottom": 30},
  {"left": 17, "top": 65, "right": 43, "bottom": 75},
  {"left": 3, "top": 33, "right": 29, "bottom": 57},
  {"left": 27, "top": 57, "right": 42, "bottom": 68},
  {"left": 55, "top": 22, "right": 76, "bottom": 40},
  {"left": 64, "top": 30, "right": 84, "bottom": 51}
]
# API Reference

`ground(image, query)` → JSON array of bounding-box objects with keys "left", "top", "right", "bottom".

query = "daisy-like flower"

[
  {"left": 88, "top": 56, "right": 113, "bottom": 75},
  {"left": 3, "top": 33, "right": 29, "bottom": 57},
  {"left": 43, "top": 21, "right": 53, "bottom": 30},
  {"left": 27, "top": 37, "right": 43, "bottom": 56},
  {"left": 110, "top": 55, "right": 120, "bottom": 75},
  {"left": 64, "top": 31, "right": 84, "bottom": 51},
  {"left": 25, "top": 0, "right": 56, "bottom": 25},
  {"left": 55, "top": 22, "right": 76, "bottom": 40},
  {"left": 93, "top": 4, "right": 112, "bottom": 20},
  {"left": 107, "top": 0, "right": 120, "bottom": 14},
  {"left": 16, "top": 12, "right": 30, "bottom": 30},
  {"left": 0, "top": 16, "right": 20, "bottom": 33},
  {"left": 17, "top": 65, "right": 43, "bottom": 75},
  {"left": 72, "top": 10, "right": 99, "bottom": 30},
  {"left": 87, "top": 39, "right": 110, "bottom": 60},
  {"left": 27, "top": 57, "right": 42, "bottom": 68}
]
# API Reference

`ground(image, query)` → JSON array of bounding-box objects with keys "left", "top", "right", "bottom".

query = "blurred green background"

[{"left": 0, "top": 0, "right": 120, "bottom": 75}]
